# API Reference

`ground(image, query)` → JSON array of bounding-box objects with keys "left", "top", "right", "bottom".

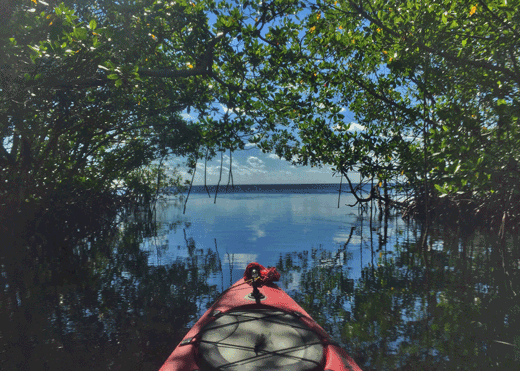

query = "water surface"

[{"left": 2, "top": 184, "right": 519, "bottom": 371}]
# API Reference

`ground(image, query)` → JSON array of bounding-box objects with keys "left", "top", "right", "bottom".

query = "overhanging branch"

[
  {"left": 342, "top": 170, "right": 406, "bottom": 209},
  {"left": 348, "top": 0, "right": 519, "bottom": 82},
  {"left": 139, "top": 33, "right": 224, "bottom": 79}
]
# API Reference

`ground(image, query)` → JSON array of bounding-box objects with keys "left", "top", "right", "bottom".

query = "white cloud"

[
  {"left": 180, "top": 112, "right": 197, "bottom": 121},
  {"left": 219, "top": 155, "right": 231, "bottom": 164},
  {"left": 349, "top": 123, "right": 366, "bottom": 131},
  {"left": 334, "top": 122, "right": 366, "bottom": 132},
  {"left": 219, "top": 103, "right": 247, "bottom": 116},
  {"left": 206, "top": 165, "right": 230, "bottom": 175},
  {"left": 247, "top": 156, "right": 265, "bottom": 168},
  {"left": 248, "top": 223, "right": 266, "bottom": 241},
  {"left": 170, "top": 145, "right": 350, "bottom": 185},
  {"left": 332, "top": 231, "right": 361, "bottom": 246},
  {"left": 205, "top": 155, "right": 269, "bottom": 177},
  {"left": 291, "top": 155, "right": 301, "bottom": 163},
  {"left": 306, "top": 166, "right": 331, "bottom": 174}
]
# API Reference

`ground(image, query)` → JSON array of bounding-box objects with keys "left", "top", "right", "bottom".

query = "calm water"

[
  {"left": 143, "top": 184, "right": 520, "bottom": 370},
  {"left": 145, "top": 184, "right": 407, "bottom": 290},
  {"left": 2, "top": 184, "right": 519, "bottom": 371}
]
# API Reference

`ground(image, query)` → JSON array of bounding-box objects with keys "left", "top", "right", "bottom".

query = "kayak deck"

[
  {"left": 159, "top": 265, "right": 362, "bottom": 371},
  {"left": 198, "top": 308, "right": 323, "bottom": 370}
]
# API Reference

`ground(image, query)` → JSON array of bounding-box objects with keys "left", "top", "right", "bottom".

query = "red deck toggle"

[{"left": 243, "top": 262, "right": 280, "bottom": 285}]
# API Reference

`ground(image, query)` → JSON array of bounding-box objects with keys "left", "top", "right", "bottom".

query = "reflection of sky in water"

[
  {"left": 144, "top": 189, "right": 412, "bottom": 291},
  {"left": 136, "top": 188, "right": 506, "bottom": 370}
]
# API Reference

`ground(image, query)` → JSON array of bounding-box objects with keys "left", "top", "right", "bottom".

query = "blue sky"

[
  {"left": 171, "top": 142, "right": 363, "bottom": 185},
  {"left": 163, "top": 5, "right": 366, "bottom": 185},
  {"left": 171, "top": 103, "right": 368, "bottom": 184}
]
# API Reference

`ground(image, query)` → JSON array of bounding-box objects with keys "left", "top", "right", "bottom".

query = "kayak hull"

[{"left": 159, "top": 277, "right": 362, "bottom": 371}]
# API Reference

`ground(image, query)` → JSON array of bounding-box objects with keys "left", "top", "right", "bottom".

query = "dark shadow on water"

[
  {"left": 277, "top": 207, "right": 520, "bottom": 371},
  {"left": 0, "top": 194, "right": 221, "bottom": 371},
  {"left": 1, "top": 194, "right": 519, "bottom": 371}
]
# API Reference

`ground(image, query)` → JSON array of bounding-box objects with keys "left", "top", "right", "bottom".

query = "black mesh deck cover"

[{"left": 197, "top": 308, "right": 324, "bottom": 371}]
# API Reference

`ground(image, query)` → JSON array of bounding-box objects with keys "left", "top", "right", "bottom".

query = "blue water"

[
  {"left": 144, "top": 184, "right": 411, "bottom": 291},
  {"left": 136, "top": 185, "right": 519, "bottom": 371}
]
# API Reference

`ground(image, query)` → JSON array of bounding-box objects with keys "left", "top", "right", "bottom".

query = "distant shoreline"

[{"left": 181, "top": 183, "right": 365, "bottom": 194}]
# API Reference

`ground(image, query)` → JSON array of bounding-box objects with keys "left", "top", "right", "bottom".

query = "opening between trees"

[{"left": 1, "top": 0, "right": 519, "bottom": 237}]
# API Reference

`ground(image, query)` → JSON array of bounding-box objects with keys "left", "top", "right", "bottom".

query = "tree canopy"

[
  {"left": 284, "top": 0, "right": 520, "bottom": 231},
  {"left": 1, "top": 0, "right": 519, "bottom": 232}
]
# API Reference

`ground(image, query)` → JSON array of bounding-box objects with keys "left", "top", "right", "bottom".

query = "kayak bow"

[{"left": 159, "top": 262, "right": 362, "bottom": 371}]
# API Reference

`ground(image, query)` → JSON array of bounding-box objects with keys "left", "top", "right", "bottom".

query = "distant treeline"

[{"left": 181, "top": 183, "right": 372, "bottom": 194}]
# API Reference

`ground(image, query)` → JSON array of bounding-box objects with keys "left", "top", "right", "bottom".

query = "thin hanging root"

[
  {"left": 337, "top": 172, "right": 343, "bottom": 208},
  {"left": 226, "top": 149, "right": 234, "bottom": 192},
  {"left": 204, "top": 148, "right": 211, "bottom": 198},
  {"left": 214, "top": 151, "right": 223, "bottom": 204},
  {"left": 183, "top": 155, "right": 198, "bottom": 214}
]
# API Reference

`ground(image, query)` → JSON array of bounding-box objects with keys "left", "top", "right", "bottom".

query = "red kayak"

[{"left": 159, "top": 263, "right": 362, "bottom": 371}]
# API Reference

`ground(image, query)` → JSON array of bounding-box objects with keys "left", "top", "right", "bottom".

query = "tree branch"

[
  {"left": 343, "top": 171, "right": 373, "bottom": 207},
  {"left": 342, "top": 170, "right": 406, "bottom": 209},
  {"left": 348, "top": 0, "right": 519, "bottom": 81},
  {"left": 139, "top": 33, "right": 224, "bottom": 78}
]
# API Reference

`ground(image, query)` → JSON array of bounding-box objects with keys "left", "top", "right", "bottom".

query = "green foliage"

[
  {"left": 0, "top": 0, "right": 207, "bottom": 212},
  {"left": 2, "top": 0, "right": 519, "bottom": 229},
  {"left": 121, "top": 163, "right": 185, "bottom": 204},
  {"left": 273, "top": 0, "right": 520, "bottom": 227},
  {"left": 0, "top": 0, "right": 307, "bottom": 212}
]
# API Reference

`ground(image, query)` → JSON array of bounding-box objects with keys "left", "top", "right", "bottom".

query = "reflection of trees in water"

[
  {"left": 0, "top": 202, "right": 219, "bottom": 371},
  {"left": 277, "top": 246, "right": 355, "bottom": 344},
  {"left": 276, "top": 209, "right": 520, "bottom": 371},
  {"left": 3, "top": 199, "right": 518, "bottom": 371}
]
